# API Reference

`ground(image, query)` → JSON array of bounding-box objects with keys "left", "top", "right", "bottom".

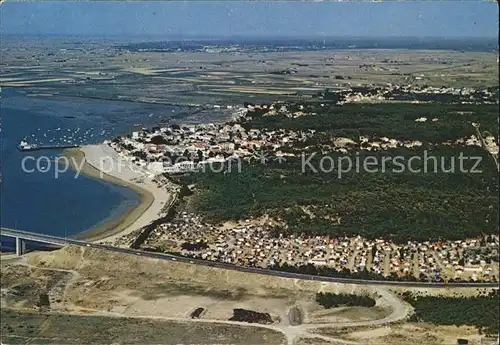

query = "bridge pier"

[{"left": 15, "top": 237, "right": 26, "bottom": 256}]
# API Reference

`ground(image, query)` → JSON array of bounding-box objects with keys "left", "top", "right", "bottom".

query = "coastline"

[{"left": 61, "top": 145, "right": 172, "bottom": 244}]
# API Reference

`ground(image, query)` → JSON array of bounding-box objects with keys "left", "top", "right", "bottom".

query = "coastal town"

[
  {"left": 2, "top": 2, "right": 500, "bottom": 344},
  {"left": 103, "top": 86, "right": 499, "bottom": 177},
  {"left": 94, "top": 85, "right": 499, "bottom": 284},
  {"left": 107, "top": 209, "right": 499, "bottom": 283},
  {"left": 8, "top": 82, "right": 499, "bottom": 286}
]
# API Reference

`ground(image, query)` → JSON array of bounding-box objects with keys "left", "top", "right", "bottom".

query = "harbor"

[
  {"left": 1, "top": 87, "right": 183, "bottom": 241},
  {"left": 16, "top": 125, "right": 109, "bottom": 152}
]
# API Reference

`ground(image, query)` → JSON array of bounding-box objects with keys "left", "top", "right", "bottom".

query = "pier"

[{"left": 17, "top": 143, "right": 79, "bottom": 152}]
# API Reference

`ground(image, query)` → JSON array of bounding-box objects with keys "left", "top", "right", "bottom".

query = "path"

[{"left": 3, "top": 259, "right": 413, "bottom": 345}]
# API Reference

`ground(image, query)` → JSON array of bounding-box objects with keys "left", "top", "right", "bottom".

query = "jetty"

[{"left": 17, "top": 140, "right": 79, "bottom": 152}]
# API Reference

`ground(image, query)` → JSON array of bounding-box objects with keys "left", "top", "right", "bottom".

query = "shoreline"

[{"left": 61, "top": 145, "right": 171, "bottom": 244}]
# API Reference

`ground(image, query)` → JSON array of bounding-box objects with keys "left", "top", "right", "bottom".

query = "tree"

[{"left": 150, "top": 135, "right": 168, "bottom": 145}]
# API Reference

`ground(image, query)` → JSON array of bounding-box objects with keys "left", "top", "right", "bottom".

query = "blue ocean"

[{"left": 0, "top": 88, "right": 186, "bottom": 249}]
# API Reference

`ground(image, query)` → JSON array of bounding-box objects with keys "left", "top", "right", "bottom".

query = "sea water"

[{"left": 0, "top": 88, "right": 187, "bottom": 249}]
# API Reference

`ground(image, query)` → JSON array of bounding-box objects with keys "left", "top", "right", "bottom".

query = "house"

[{"left": 220, "top": 142, "right": 235, "bottom": 152}]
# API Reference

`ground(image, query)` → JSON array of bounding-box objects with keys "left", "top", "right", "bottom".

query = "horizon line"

[{"left": 1, "top": 33, "right": 498, "bottom": 40}]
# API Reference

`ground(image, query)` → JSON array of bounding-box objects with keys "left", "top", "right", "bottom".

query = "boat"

[{"left": 18, "top": 140, "right": 39, "bottom": 151}]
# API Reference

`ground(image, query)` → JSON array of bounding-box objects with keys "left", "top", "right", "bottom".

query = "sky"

[{"left": 0, "top": 1, "right": 498, "bottom": 39}]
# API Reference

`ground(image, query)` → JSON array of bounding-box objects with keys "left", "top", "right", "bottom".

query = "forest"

[
  {"left": 315, "top": 292, "right": 376, "bottom": 308},
  {"left": 183, "top": 145, "right": 498, "bottom": 243},
  {"left": 243, "top": 103, "right": 499, "bottom": 143}
]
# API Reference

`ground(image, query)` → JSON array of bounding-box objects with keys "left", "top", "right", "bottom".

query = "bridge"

[
  {"left": 1, "top": 228, "right": 69, "bottom": 255},
  {"left": 1, "top": 227, "right": 499, "bottom": 288}
]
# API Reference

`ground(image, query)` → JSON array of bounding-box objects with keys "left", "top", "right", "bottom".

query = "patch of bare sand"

[
  {"left": 112, "top": 291, "right": 293, "bottom": 321},
  {"left": 26, "top": 246, "right": 324, "bottom": 293},
  {"left": 307, "top": 306, "right": 391, "bottom": 324},
  {"left": 25, "top": 246, "right": 309, "bottom": 320},
  {"left": 294, "top": 337, "right": 340, "bottom": 345},
  {"left": 24, "top": 246, "right": 386, "bottom": 324},
  {"left": 0, "top": 264, "right": 71, "bottom": 310},
  {"left": 347, "top": 326, "right": 392, "bottom": 339}
]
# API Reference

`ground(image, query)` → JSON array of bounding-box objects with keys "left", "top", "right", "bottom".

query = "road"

[
  {"left": 2, "top": 257, "right": 409, "bottom": 345},
  {"left": 1, "top": 227, "right": 499, "bottom": 288}
]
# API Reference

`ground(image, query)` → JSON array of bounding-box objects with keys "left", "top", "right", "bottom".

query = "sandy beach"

[{"left": 61, "top": 144, "right": 173, "bottom": 244}]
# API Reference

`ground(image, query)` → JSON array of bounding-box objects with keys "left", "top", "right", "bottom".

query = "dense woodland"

[
  {"left": 243, "top": 103, "right": 499, "bottom": 143},
  {"left": 316, "top": 292, "right": 376, "bottom": 308},
  {"left": 184, "top": 148, "right": 498, "bottom": 242},
  {"left": 402, "top": 290, "right": 500, "bottom": 335}
]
